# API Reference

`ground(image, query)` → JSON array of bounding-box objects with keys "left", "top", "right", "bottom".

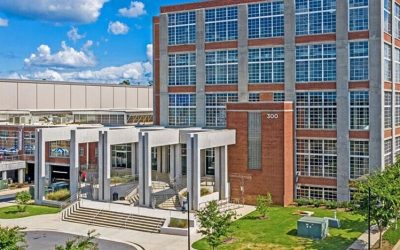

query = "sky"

[{"left": 0, "top": 0, "right": 190, "bottom": 84}]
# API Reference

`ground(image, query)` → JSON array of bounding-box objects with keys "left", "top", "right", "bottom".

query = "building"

[
  {"left": 153, "top": 0, "right": 395, "bottom": 205},
  {"left": 0, "top": 79, "right": 153, "bottom": 186}
]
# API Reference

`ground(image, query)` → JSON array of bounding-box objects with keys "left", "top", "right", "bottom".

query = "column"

[
  {"left": 195, "top": 10, "right": 206, "bottom": 127},
  {"left": 220, "top": 146, "right": 229, "bottom": 200},
  {"left": 214, "top": 147, "right": 221, "bottom": 193},
  {"left": 69, "top": 130, "right": 79, "bottom": 199},
  {"left": 336, "top": 0, "right": 350, "bottom": 201},
  {"left": 2, "top": 171, "right": 6, "bottom": 180},
  {"left": 187, "top": 134, "right": 201, "bottom": 210},
  {"left": 131, "top": 143, "right": 136, "bottom": 177},
  {"left": 138, "top": 133, "right": 152, "bottom": 207},
  {"left": 175, "top": 144, "right": 182, "bottom": 185},
  {"left": 169, "top": 145, "right": 176, "bottom": 181},
  {"left": 159, "top": 14, "right": 169, "bottom": 126},
  {"left": 156, "top": 147, "right": 162, "bottom": 173},
  {"left": 103, "top": 131, "right": 111, "bottom": 201},
  {"left": 238, "top": 4, "right": 248, "bottom": 102},
  {"left": 34, "top": 129, "right": 46, "bottom": 204},
  {"left": 18, "top": 168, "right": 24, "bottom": 184},
  {"left": 98, "top": 131, "right": 104, "bottom": 201},
  {"left": 284, "top": 0, "right": 296, "bottom": 101},
  {"left": 162, "top": 146, "right": 168, "bottom": 174}
]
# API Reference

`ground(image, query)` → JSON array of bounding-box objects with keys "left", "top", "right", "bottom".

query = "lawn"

[
  {"left": 193, "top": 206, "right": 366, "bottom": 250},
  {"left": 0, "top": 205, "right": 60, "bottom": 219}
]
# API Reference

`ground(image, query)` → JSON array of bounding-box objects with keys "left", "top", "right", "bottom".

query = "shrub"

[
  {"left": 200, "top": 187, "right": 211, "bottom": 197},
  {"left": 256, "top": 193, "right": 273, "bottom": 219},
  {"left": 169, "top": 218, "right": 188, "bottom": 228},
  {"left": 313, "top": 199, "right": 323, "bottom": 208},
  {"left": 295, "top": 198, "right": 310, "bottom": 207},
  {"left": 15, "top": 191, "right": 31, "bottom": 212},
  {"left": 337, "top": 201, "right": 350, "bottom": 209},
  {"left": 46, "top": 189, "right": 70, "bottom": 201},
  {"left": 325, "top": 200, "right": 338, "bottom": 209}
]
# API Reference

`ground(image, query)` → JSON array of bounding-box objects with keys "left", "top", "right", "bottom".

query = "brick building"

[{"left": 153, "top": 0, "right": 395, "bottom": 205}]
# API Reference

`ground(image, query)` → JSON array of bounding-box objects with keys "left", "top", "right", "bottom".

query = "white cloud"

[
  {"left": 146, "top": 44, "right": 153, "bottom": 61},
  {"left": 119, "top": 1, "right": 146, "bottom": 18},
  {"left": 24, "top": 41, "right": 96, "bottom": 69},
  {"left": 0, "top": 0, "right": 108, "bottom": 24},
  {"left": 0, "top": 18, "right": 8, "bottom": 27},
  {"left": 67, "top": 26, "right": 85, "bottom": 42},
  {"left": 108, "top": 21, "right": 129, "bottom": 35}
]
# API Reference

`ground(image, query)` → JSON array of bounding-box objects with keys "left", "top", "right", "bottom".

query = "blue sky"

[{"left": 0, "top": 0, "right": 190, "bottom": 84}]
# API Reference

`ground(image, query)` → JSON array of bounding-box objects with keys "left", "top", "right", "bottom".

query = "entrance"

[{"left": 50, "top": 165, "right": 70, "bottom": 183}]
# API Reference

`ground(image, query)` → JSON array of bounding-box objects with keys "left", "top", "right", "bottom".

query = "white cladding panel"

[
  {"left": 113, "top": 87, "right": 126, "bottom": 109},
  {"left": 0, "top": 82, "right": 17, "bottom": 110},
  {"left": 70, "top": 85, "right": 86, "bottom": 109},
  {"left": 54, "top": 85, "right": 71, "bottom": 110},
  {"left": 86, "top": 86, "right": 101, "bottom": 109},
  {"left": 18, "top": 83, "right": 37, "bottom": 110},
  {"left": 100, "top": 86, "right": 114, "bottom": 109},
  {"left": 37, "top": 84, "right": 55, "bottom": 110}
]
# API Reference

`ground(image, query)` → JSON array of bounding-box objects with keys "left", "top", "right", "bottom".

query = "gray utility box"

[{"left": 297, "top": 217, "right": 329, "bottom": 240}]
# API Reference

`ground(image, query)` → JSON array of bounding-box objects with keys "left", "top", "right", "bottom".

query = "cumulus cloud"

[
  {"left": 146, "top": 44, "right": 153, "bottom": 61},
  {"left": 0, "top": 0, "right": 108, "bottom": 24},
  {"left": 119, "top": 1, "right": 146, "bottom": 18},
  {"left": 24, "top": 41, "right": 96, "bottom": 69},
  {"left": 0, "top": 18, "right": 8, "bottom": 27},
  {"left": 67, "top": 26, "right": 85, "bottom": 42},
  {"left": 108, "top": 21, "right": 129, "bottom": 35}
]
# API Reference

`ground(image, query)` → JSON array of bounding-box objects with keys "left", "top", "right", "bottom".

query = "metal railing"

[
  {"left": 60, "top": 190, "right": 82, "bottom": 220},
  {"left": 91, "top": 207, "right": 105, "bottom": 226}
]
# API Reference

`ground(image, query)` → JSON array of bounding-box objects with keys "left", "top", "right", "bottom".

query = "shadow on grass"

[{"left": 286, "top": 229, "right": 297, "bottom": 236}]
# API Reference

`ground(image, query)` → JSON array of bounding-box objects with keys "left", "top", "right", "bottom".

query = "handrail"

[
  {"left": 60, "top": 190, "right": 81, "bottom": 220},
  {"left": 124, "top": 210, "right": 134, "bottom": 229},
  {"left": 91, "top": 207, "right": 105, "bottom": 226}
]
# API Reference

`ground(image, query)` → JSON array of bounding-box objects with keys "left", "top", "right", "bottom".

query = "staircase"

[
  {"left": 126, "top": 193, "right": 140, "bottom": 205},
  {"left": 63, "top": 206, "right": 165, "bottom": 233},
  {"left": 155, "top": 194, "right": 180, "bottom": 209}
]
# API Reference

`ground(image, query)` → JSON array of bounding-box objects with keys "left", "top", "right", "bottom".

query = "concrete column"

[
  {"left": 195, "top": 10, "right": 206, "bottom": 127},
  {"left": 187, "top": 135, "right": 201, "bottom": 210},
  {"left": 18, "top": 169, "right": 24, "bottom": 184},
  {"left": 391, "top": 0, "right": 396, "bottom": 164},
  {"left": 220, "top": 146, "right": 229, "bottom": 200},
  {"left": 369, "top": 0, "right": 384, "bottom": 172},
  {"left": 238, "top": 4, "right": 248, "bottom": 102},
  {"left": 156, "top": 147, "right": 162, "bottom": 173},
  {"left": 175, "top": 144, "right": 182, "bottom": 185},
  {"left": 200, "top": 150, "right": 206, "bottom": 178},
  {"left": 138, "top": 133, "right": 152, "bottom": 207},
  {"left": 162, "top": 146, "right": 168, "bottom": 173},
  {"left": 159, "top": 14, "right": 169, "bottom": 126},
  {"left": 34, "top": 129, "right": 46, "bottom": 204},
  {"left": 69, "top": 130, "right": 79, "bottom": 198},
  {"left": 103, "top": 131, "right": 111, "bottom": 202},
  {"left": 214, "top": 147, "right": 221, "bottom": 193},
  {"left": 2, "top": 171, "right": 6, "bottom": 180},
  {"left": 336, "top": 0, "right": 350, "bottom": 201},
  {"left": 131, "top": 143, "right": 136, "bottom": 177},
  {"left": 98, "top": 131, "right": 104, "bottom": 201},
  {"left": 284, "top": 0, "right": 296, "bottom": 101},
  {"left": 169, "top": 145, "right": 176, "bottom": 181}
]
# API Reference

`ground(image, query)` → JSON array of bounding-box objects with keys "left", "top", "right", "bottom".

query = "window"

[
  {"left": 296, "top": 44, "right": 336, "bottom": 82},
  {"left": 79, "top": 147, "right": 84, "bottom": 157},
  {"left": 385, "top": 139, "right": 393, "bottom": 166},
  {"left": 296, "top": 185, "right": 337, "bottom": 201},
  {"left": 205, "top": 148, "right": 215, "bottom": 175},
  {"left": 350, "top": 140, "right": 369, "bottom": 179},
  {"left": 168, "top": 53, "right": 196, "bottom": 86},
  {"left": 385, "top": 0, "right": 392, "bottom": 34},
  {"left": 395, "top": 4, "right": 400, "bottom": 38},
  {"left": 168, "top": 94, "right": 196, "bottom": 126},
  {"left": 23, "top": 131, "right": 35, "bottom": 155},
  {"left": 249, "top": 47, "right": 284, "bottom": 83},
  {"left": 296, "top": 139, "right": 337, "bottom": 178},
  {"left": 274, "top": 92, "right": 285, "bottom": 102},
  {"left": 395, "top": 48, "right": 400, "bottom": 82},
  {"left": 385, "top": 44, "right": 393, "bottom": 82},
  {"left": 385, "top": 92, "right": 393, "bottom": 129},
  {"left": 349, "top": 0, "right": 369, "bottom": 31},
  {"left": 296, "top": 92, "right": 337, "bottom": 129},
  {"left": 168, "top": 12, "right": 196, "bottom": 45},
  {"left": 248, "top": 112, "right": 262, "bottom": 170},
  {"left": 396, "top": 92, "right": 400, "bottom": 127},
  {"left": 206, "top": 50, "right": 238, "bottom": 84},
  {"left": 248, "top": 1, "right": 284, "bottom": 39},
  {"left": 206, "top": 93, "right": 238, "bottom": 127},
  {"left": 49, "top": 141, "right": 70, "bottom": 158},
  {"left": 249, "top": 93, "right": 260, "bottom": 102},
  {"left": 205, "top": 7, "right": 238, "bottom": 42},
  {"left": 350, "top": 91, "right": 369, "bottom": 130},
  {"left": 181, "top": 144, "right": 187, "bottom": 175},
  {"left": 295, "top": 0, "right": 336, "bottom": 35},
  {"left": 349, "top": 41, "right": 369, "bottom": 80},
  {"left": 0, "top": 130, "right": 19, "bottom": 154},
  {"left": 111, "top": 144, "right": 132, "bottom": 169}
]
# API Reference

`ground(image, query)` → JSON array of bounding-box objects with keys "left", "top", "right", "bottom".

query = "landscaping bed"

[
  {"left": 0, "top": 205, "right": 60, "bottom": 219},
  {"left": 193, "top": 206, "right": 366, "bottom": 250}
]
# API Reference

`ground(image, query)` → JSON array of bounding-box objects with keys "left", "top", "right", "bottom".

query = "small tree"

[
  {"left": 196, "top": 200, "right": 236, "bottom": 250},
  {"left": 119, "top": 80, "right": 131, "bottom": 86},
  {"left": 256, "top": 193, "right": 273, "bottom": 219},
  {"left": 0, "top": 225, "right": 27, "bottom": 250},
  {"left": 15, "top": 191, "right": 31, "bottom": 212},
  {"left": 55, "top": 230, "right": 99, "bottom": 250}
]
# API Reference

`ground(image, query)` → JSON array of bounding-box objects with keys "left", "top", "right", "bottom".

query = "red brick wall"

[{"left": 226, "top": 102, "right": 294, "bottom": 206}]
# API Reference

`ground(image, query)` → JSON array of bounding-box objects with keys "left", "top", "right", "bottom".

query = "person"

[{"left": 81, "top": 170, "right": 87, "bottom": 182}]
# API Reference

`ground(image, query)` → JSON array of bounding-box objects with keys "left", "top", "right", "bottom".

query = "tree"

[
  {"left": 55, "top": 230, "right": 99, "bottom": 250},
  {"left": 0, "top": 225, "right": 27, "bottom": 250},
  {"left": 119, "top": 80, "right": 131, "bottom": 86},
  {"left": 15, "top": 191, "right": 31, "bottom": 212},
  {"left": 352, "top": 161, "right": 400, "bottom": 248},
  {"left": 256, "top": 193, "right": 273, "bottom": 219},
  {"left": 196, "top": 200, "right": 236, "bottom": 250}
]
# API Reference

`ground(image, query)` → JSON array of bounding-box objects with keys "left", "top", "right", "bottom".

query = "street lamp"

[{"left": 187, "top": 192, "right": 190, "bottom": 250}]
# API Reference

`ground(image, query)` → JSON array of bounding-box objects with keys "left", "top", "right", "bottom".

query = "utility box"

[{"left": 297, "top": 217, "right": 328, "bottom": 240}]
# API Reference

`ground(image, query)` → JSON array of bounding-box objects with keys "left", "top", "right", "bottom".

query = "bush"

[
  {"left": 325, "top": 200, "right": 338, "bottom": 209},
  {"left": 169, "top": 218, "right": 188, "bottom": 228},
  {"left": 337, "top": 201, "right": 350, "bottom": 209},
  {"left": 15, "top": 191, "right": 31, "bottom": 212},
  {"left": 256, "top": 194, "right": 273, "bottom": 219},
  {"left": 46, "top": 189, "right": 70, "bottom": 201},
  {"left": 313, "top": 199, "right": 323, "bottom": 208},
  {"left": 200, "top": 187, "right": 211, "bottom": 197},
  {"left": 295, "top": 198, "right": 310, "bottom": 207}
]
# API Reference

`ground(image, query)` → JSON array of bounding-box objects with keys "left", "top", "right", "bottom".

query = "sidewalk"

[{"left": 348, "top": 226, "right": 384, "bottom": 250}]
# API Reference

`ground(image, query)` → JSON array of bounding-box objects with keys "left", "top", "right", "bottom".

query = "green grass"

[
  {"left": 0, "top": 205, "right": 60, "bottom": 219},
  {"left": 193, "top": 206, "right": 366, "bottom": 250},
  {"left": 383, "top": 220, "right": 400, "bottom": 246}
]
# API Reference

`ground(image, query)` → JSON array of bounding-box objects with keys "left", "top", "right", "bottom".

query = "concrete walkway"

[{"left": 348, "top": 225, "right": 384, "bottom": 250}]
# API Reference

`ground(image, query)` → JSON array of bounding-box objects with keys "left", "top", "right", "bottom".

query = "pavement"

[{"left": 347, "top": 225, "right": 385, "bottom": 250}]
